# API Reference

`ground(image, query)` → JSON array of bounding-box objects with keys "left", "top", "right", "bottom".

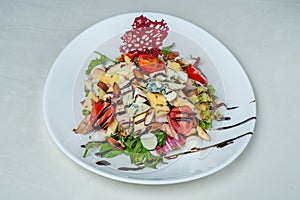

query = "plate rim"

[{"left": 43, "top": 11, "right": 256, "bottom": 185}]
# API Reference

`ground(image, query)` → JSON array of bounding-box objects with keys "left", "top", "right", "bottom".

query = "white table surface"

[{"left": 1, "top": 0, "right": 299, "bottom": 199}]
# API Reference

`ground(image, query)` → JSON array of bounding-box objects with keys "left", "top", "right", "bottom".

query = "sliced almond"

[
  {"left": 97, "top": 81, "right": 109, "bottom": 92},
  {"left": 106, "top": 119, "right": 118, "bottom": 136},
  {"left": 107, "top": 137, "right": 125, "bottom": 150},
  {"left": 167, "top": 60, "right": 182, "bottom": 71},
  {"left": 133, "top": 69, "right": 144, "bottom": 79},
  {"left": 197, "top": 126, "right": 210, "bottom": 141},
  {"left": 166, "top": 51, "right": 179, "bottom": 60},
  {"left": 118, "top": 131, "right": 129, "bottom": 137},
  {"left": 144, "top": 109, "right": 154, "bottom": 125},
  {"left": 92, "top": 68, "right": 105, "bottom": 80},
  {"left": 186, "top": 127, "right": 197, "bottom": 136},
  {"left": 148, "top": 122, "right": 163, "bottom": 132},
  {"left": 161, "top": 123, "right": 179, "bottom": 140},
  {"left": 175, "top": 59, "right": 185, "bottom": 66},
  {"left": 112, "top": 82, "right": 121, "bottom": 96}
]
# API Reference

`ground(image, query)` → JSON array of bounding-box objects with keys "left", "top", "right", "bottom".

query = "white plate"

[{"left": 43, "top": 12, "right": 256, "bottom": 185}]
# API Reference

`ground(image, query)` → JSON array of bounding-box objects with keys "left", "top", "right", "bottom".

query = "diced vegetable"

[
  {"left": 185, "top": 64, "right": 207, "bottom": 85},
  {"left": 159, "top": 134, "right": 185, "bottom": 154},
  {"left": 196, "top": 126, "right": 210, "bottom": 141},
  {"left": 167, "top": 61, "right": 182, "bottom": 71},
  {"left": 138, "top": 54, "right": 165, "bottom": 73},
  {"left": 90, "top": 100, "right": 114, "bottom": 130},
  {"left": 169, "top": 106, "right": 194, "bottom": 135}
]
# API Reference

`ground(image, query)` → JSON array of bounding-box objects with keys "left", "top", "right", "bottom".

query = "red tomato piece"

[
  {"left": 169, "top": 106, "right": 194, "bottom": 135},
  {"left": 126, "top": 52, "right": 137, "bottom": 60},
  {"left": 138, "top": 54, "right": 165, "bottom": 73},
  {"left": 90, "top": 100, "right": 114, "bottom": 130},
  {"left": 185, "top": 64, "right": 207, "bottom": 85}
]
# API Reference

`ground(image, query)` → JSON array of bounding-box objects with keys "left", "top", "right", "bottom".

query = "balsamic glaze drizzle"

[
  {"left": 224, "top": 117, "right": 231, "bottom": 120},
  {"left": 215, "top": 116, "right": 256, "bottom": 130},
  {"left": 118, "top": 166, "right": 144, "bottom": 171},
  {"left": 226, "top": 106, "right": 239, "bottom": 110},
  {"left": 223, "top": 99, "right": 256, "bottom": 111},
  {"left": 164, "top": 132, "right": 253, "bottom": 160}
]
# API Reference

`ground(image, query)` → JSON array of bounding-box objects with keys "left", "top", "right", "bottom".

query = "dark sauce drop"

[
  {"left": 96, "top": 160, "right": 111, "bottom": 166},
  {"left": 118, "top": 166, "right": 144, "bottom": 171}
]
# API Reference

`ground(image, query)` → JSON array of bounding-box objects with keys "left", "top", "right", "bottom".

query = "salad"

[{"left": 73, "top": 15, "right": 225, "bottom": 169}]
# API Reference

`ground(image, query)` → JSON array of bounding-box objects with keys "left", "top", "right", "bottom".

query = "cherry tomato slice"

[
  {"left": 138, "top": 54, "right": 165, "bottom": 73},
  {"left": 169, "top": 106, "right": 194, "bottom": 135},
  {"left": 185, "top": 64, "right": 207, "bottom": 85},
  {"left": 90, "top": 100, "right": 114, "bottom": 130}
]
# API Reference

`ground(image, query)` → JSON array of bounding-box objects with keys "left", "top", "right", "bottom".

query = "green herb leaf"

[
  {"left": 103, "top": 149, "right": 123, "bottom": 158},
  {"left": 207, "top": 84, "right": 216, "bottom": 95},
  {"left": 98, "top": 142, "right": 123, "bottom": 158},
  {"left": 85, "top": 51, "right": 118, "bottom": 75},
  {"left": 123, "top": 136, "right": 163, "bottom": 168},
  {"left": 84, "top": 87, "right": 90, "bottom": 97},
  {"left": 160, "top": 43, "right": 175, "bottom": 56},
  {"left": 82, "top": 109, "right": 90, "bottom": 117},
  {"left": 94, "top": 51, "right": 118, "bottom": 64},
  {"left": 156, "top": 130, "right": 167, "bottom": 146},
  {"left": 198, "top": 92, "right": 211, "bottom": 102},
  {"left": 85, "top": 57, "right": 105, "bottom": 75},
  {"left": 124, "top": 147, "right": 132, "bottom": 156},
  {"left": 199, "top": 119, "right": 212, "bottom": 130},
  {"left": 99, "top": 143, "right": 114, "bottom": 153},
  {"left": 196, "top": 86, "right": 205, "bottom": 94},
  {"left": 213, "top": 110, "right": 224, "bottom": 121},
  {"left": 190, "top": 95, "right": 199, "bottom": 103},
  {"left": 82, "top": 141, "right": 103, "bottom": 158}
]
